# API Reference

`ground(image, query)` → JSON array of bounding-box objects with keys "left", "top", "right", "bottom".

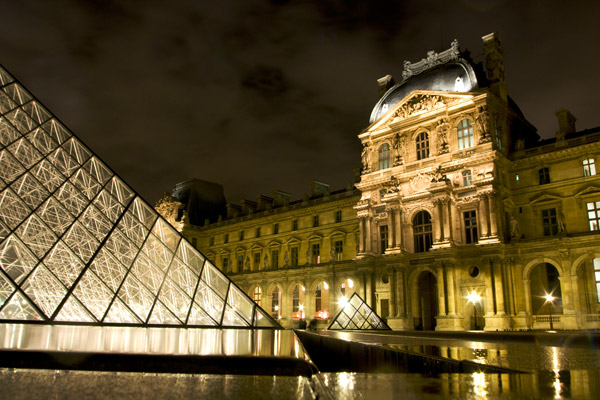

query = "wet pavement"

[{"left": 320, "top": 330, "right": 600, "bottom": 372}]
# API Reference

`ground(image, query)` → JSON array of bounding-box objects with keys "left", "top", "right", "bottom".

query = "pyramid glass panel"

[
  {"left": 0, "top": 63, "right": 279, "bottom": 328},
  {"left": 328, "top": 293, "right": 391, "bottom": 330}
]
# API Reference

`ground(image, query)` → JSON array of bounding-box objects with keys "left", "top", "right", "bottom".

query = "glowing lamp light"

[
  {"left": 274, "top": 305, "right": 279, "bottom": 311},
  {"left": 339, "top": 296, "right": 348, "bottom": 307},
  {"left": 544, "top": 294, "right": 555, "bottom": 303},
  {"left": 299, "top": 304, "right": 304, "bottom": 311},
  {"left": 323, "top": 282, "right": 329, "bottom": 290},
  {"left": 348, "top": 279, "right": 354, "bottom": 289},
  {"left": 467, "top": 291, "right": 482, "bottom": 304},
  {"left": 301, "top": 286, "right": 305, "bottom": 292}
]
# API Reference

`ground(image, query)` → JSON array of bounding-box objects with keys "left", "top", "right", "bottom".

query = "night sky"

[{"left": 0, "top": 1, "right": 598, "bottom": 205}]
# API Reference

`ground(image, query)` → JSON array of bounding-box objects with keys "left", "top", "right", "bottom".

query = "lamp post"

[
  {"left": 545, "top": 294, "right": 555, "bottom": 330},
  {"left": 467, "top": 291, "right": 482, "bottom": 330}
]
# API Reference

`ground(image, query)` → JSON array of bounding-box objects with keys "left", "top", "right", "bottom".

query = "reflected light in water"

[
  {"left": 472, "top": 372, "right": 487, "bottom": 397},
  {"left": 338, "top": 372, "right": 355, "bottom": 390},
  {"left": 552, "top": 347, "right": 561, "bottom": 398}
]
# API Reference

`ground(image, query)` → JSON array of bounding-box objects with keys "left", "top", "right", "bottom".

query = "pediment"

[
  {"left": 218, "top": 248, "right": 231, "bottom": 255},
  {"left": 285, "top": 236, "right": 302, "bottom": 245},
  {"left": 529, "top": 192, "right": 562, "bottom": 206},
  {"left": 266, "top": 239, "right": 283, "bottom": 248},
  {"left": 369, "top": 90, "right": 475, "bottom": 131},
  {"left": 574, "top": 185, "right": 600, "bottom": 199},
  {"left": 328, "top": 229, "right": 347, "bottom": 238},
  {"left": 250, "top": 243, "right": 264, "bottom": 250},
  {"left": 233, "top": 246, "right": 247, "bottom": 253},
  {"left": 307, "top": 233, "right": 323, "bottom": 241}
]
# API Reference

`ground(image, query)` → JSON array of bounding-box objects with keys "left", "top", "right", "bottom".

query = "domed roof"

[{"left": 369, "top": 45, "right": 480, "bottom": 124}]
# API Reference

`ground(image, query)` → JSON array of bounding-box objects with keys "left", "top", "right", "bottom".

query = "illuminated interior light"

[
  {"left": 323, "top": 282, "right": 329, "bottom": 290},
  {"left": 348, "top": 279, "right": 354, "bottom": 288}
]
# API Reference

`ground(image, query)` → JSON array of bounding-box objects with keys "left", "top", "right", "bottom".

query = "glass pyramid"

[
  {"left": 328, "top": 293, "right": 391, "bottom": 330},
  {"left": 0, "top": 64, "right": 278, "bottom": 328}
]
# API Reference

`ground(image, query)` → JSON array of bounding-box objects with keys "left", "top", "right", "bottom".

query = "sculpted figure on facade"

[
  {"left": 361, "top": 143, "right": 371, "bottom": 173},
  {"left": 392, "top": 133, "right": 404, "bottom": 165},
  {"left": 510, "top": 215, "right": 520, "bottom": 240},
  {"left": 436, "top": 118, "right": 449, "bottom": 154},
  {"left": 384, "top": 176, "right": 401, "bottom": 194},
  {"left": 263, "top": 255, "right": 269, "bottom": 269},
  {"left": 558, "top": 211, "right": 566, "bottom": 233},
  {"left": 284, "top": 251, "right": 289, "bottom": 267},
  {"left": 515, "top": 138, "right": 525, "bottom": 151},
  {"left": 475, "top": 105, "right": 491, "bottom": 143},
  {"left": 154, "top": 193, "right": 183, "bottom": 227},
  {"left": 431, "top": 165, "right": 448, "bottom": 183},
  {"left": 306, "top": 249, "right": 311, "bottom": 265},
  {"left": 330, "top": 246, "right": 336, "bottom": 262},
  {"left": 245, "top": 256, "right": 251, "bottom": 271}
]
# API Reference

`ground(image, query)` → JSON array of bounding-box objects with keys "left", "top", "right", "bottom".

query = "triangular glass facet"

[
  {"left": 328, "top": 292, "right": 391, "bottom": 330},
  {"left": 0, "top": 63, "right": 279, "bottom": 328}
]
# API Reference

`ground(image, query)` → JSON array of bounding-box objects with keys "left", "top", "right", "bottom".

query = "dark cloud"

[{"left": 0, "top": 0, "right": 598, "bottom": 204}]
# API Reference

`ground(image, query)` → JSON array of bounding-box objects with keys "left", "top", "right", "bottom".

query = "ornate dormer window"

[
  {"left": 378, "top": 143, "right": 391, "bottom": 170},
  {"left": 416, "top": 132, "right": 429, "bottom": 160},
  {"left": 457, "top": 119, "right": 474, "bottom": 150}
]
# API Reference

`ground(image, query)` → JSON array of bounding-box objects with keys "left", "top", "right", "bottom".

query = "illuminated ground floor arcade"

[{"left": 229, "top": 235, "right": 600, "bottom": 331}]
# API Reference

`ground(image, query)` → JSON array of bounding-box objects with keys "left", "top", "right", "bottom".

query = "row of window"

[
  {"left": 220, "top": 239, "right": 346, "bottom": 272},
  {"left": 377, "top": 119, "right": 475, "bottom": 170},
  {"left": 378, "top": 201, "right": 600, "bottom": 254},
  {"left": 207, "top": 210, "right": 344, "bottom": 246},
  {"left": 516, "top": 158, "right": 597, "bottom": 185}
]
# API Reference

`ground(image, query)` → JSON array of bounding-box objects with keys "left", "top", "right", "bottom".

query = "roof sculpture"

[
  {"left": 369, "top": 39, "right": 480, "bottom": 124},
  {"left": 328, "top": 292, "right": 390, "bottom": 330},
  {"left": 0, "top": 64, "right": 278, "bottom": 328}
]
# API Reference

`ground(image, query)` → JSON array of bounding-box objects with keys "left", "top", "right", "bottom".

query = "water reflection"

[
  {"left": 0, "top": 323, "right": 306, "bottom": 360},
  {"left": 319, "top": 370, "right": 600, "bottom": 399}
]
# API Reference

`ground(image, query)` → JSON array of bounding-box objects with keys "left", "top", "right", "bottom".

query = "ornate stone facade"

[{"left": 171, "top": 33, "right": 600, "bottom": 331}]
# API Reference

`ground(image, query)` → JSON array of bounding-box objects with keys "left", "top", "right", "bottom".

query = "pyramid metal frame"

[
  {"left": 328, "top": 292, "right": 391, "bottom": 330},
  {"left": 0, "top": 64, "right": 279, "bottom": 329}
]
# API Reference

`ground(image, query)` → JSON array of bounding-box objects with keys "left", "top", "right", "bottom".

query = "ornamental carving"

[
  {"left": 393, "top": 95, "right": 445, "bottom": 120},
  {"left": 392, "top": 133, "right": 404, "bottom": 166},
  {"left": 475, "top": 105, "right": 491, "bottom": 143},
  {"left": 361, "top": 143, "right": 372, "bottom": 173},
  {"left": 402, "top": 39, "right": 460, "bottom": 79},
  {"left": 409, "top": 173, "right": 433, "bottom": 193},
  {"left": 436, "top": 118, "right": 450, "bottom": 154},
  {"left": 155, "top": 193, "right": 183, "bottom": 228}
]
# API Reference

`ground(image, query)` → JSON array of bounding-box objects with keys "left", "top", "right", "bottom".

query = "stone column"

[
  {"left": 387, "top": 211, "right": 394, "bottom": 249},
  {"left": 436, "top": 266, "right": 447, "bottom": 316},
  {"left": 446, "top": 264, "right": 456, "bottom": 315},
  {"left": 395, "top": 208, "right": 402, "bottom": 249},
  {"left": 488, "top": 194, "right": 498, "bottom": 237},
  {"left": 484, "top": 262, "right": 495, "bottom": 316},
  {"left": 494, "top": 261, "right": 506, "bottom": 315},
  {"left": 433, "top": 200, "right": 443, "bottom": 242},
  {"left": 479, "top": 195, "right": 489, "bottom": 237},
  {"left": 365, "top": 217, "right": 372, "bottom": 253},
  {"left": 397, "top": 268, "right": 407, "bottom": 317},
  {"left": 358, "top": 218, "right": 365, "bottom": 253},
  {"left": 366, "top": 272, "right": 373, "bottom": 307},
  {"left": 442, "top": 199, "right": 451, "bottom": 241},
  {"left": 389, "top": 267, "right": 397, "bottom": 317}
]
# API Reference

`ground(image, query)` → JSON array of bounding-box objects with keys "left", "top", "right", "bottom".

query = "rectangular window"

[
  {"left": 254, "top": 253, "right": 261, "bottom": 269},
  {"left": 462, "top": 170, "right": 472, "bottom": 186},
  {"left": 222, "top": 257, "right": 229, "bottom": 272},
  {"left": 584, "top": 158, "right": 597, "bottom": 177},
  {"left": 237, "top": 255, "right": 244, "bottom": 271},
  {"left": 464, "top": 210, "right": 478, "bottom": 244},
  {"left": 191, "top": 237, "right": 197, "bottom": 248},
  {"left": 379, "top": 225, "right": 389, "bottom": 254},
  {"left": 594, "top": 258, "right": 600, "bottom": 303},
  {"left": 539, "top": 167, "right": 550, "bottom": 185},
  {"left": 313, "top": 215, "right": 319, "bottom": 227},
  {"left": 291, "top": 247, "right": 299, "bottom": 266},
  {"left": 224, "top": 233, "right": 229, "bottom": 244},
  {"left": 209, "top": 236, "right": 214, "bottom": 246},
  {"left": 256, "top": 227, "right": 261, "bottom": 238},
  {"left": 292, "top": 219, "right": 298, "bottom": 231},
  {"left": 334, "top": 240, "right": 343, "bottom": 261},
  {"left": 273, "top": 223, "right": 279, "bottom": 234},
  {"left": 335, "top": 210, "right": 342, "bottom": 223},
  {"left": 542, "top": 208, "right": 558, "bottom": 236},
  {"left": 587, "top": 201, "right": 600, "bottom": 231},
  {"left": 311, "top": 243, "right": 320, "bottom": 263},
  {"left": 239, "top": 230, "right": 244, "bottom": 241},
  {"left": 272, "top": 250, "right": 279, "bottom": 269}
]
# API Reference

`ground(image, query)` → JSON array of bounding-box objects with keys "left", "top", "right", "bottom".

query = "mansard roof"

[{"left": 369, "top": 40, "right": 484, "bottom": 124}]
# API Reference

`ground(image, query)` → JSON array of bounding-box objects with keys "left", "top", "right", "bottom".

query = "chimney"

[
  {"left": 481, "top": 33, "right": 507, "bottom": 102},
  {"left": 555, "top": 108, "right": 576, "bottom": 139},
  {"left": 377, "top": 75, "right": 395, "bottom": 99},
  {"left": 255, "top": 195, "right": 274, "bottom": 211},
  {"left": 272, "top": 190, "right": 291, "bottom": 207},
  {"left": 311, "top": 180, "right": 329, "bottom": 197}
]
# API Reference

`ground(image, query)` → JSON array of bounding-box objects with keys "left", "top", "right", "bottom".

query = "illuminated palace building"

[{"left": 163, "top": 33, "right": 600, "bottom": 331}]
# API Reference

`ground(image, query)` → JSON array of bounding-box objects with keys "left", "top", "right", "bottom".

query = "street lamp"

[
  {"left": 467, "top": 291, "right": 482, "bottom": 330},
  {"left": 544, "top": 294, "right": 555, "bottom": 330}
]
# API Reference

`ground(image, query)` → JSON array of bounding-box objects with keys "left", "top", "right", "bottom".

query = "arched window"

[
  {"left": 291, "top": 283, "right": 306, "bottom": 319},
  {"left": 416, "top": 132, "right": 429, "bottom": 160},
  {"left": 271, "top": 286, "right": 281, "bottom": 319},
  {"left": 314, "top": 281, "right": 329, "bottom": 319},
  {"left": 378, "top": 143, "right": 391, "bottom": 170},
  {"left": 413, "top": 211, "right": 433, "bottom": 253},
  {"left": 253, "top": 286, "right": 262, "bottom": 306},
  {"left": 457, "top": 119, "right": 474, "bottom": 150}
]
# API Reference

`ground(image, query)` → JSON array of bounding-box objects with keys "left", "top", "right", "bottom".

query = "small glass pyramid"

[
  {"left": 0, "top": 64, "right": 279, "bottom": 328},
  {"left": 328, "top": 292, "right": 391, "bottom": 330}
]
